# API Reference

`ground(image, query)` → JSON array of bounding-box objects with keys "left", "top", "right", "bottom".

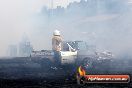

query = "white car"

[{"left": 30, "top": 41, "right": 114, "bottom": 69}]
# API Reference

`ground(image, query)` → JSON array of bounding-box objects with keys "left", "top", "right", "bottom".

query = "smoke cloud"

[
  {"left": 32, "top": 0, "right": 132, "bottom": 58},
  {"left": 0, "top": 0, "right": 132, "bottom": 58},
  {"left": 0, "top": 0, "right": 79, "bottom": 56}
]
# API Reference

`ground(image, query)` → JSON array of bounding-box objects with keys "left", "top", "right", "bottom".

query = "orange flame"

[{"left": 78, "top": 66, "right": 86, "bottom": 76}]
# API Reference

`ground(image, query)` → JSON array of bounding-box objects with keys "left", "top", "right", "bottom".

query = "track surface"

[{"left": 0, "top": 57, "right": 132, "bottom": 88}]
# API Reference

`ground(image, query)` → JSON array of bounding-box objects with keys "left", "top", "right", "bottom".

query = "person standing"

[{"left": 52, "top": 30, "right": 62, "bottom": 65}]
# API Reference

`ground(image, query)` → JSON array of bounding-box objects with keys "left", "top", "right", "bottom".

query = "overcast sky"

[{"left": 0, "top": 0, "right": 80, "bottom": 56}]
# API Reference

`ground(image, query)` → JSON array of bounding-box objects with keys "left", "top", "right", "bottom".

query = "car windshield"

[
  {"left": 76, "top": 41, "right": 87, "bottom": 50},
  {"left": 63, "top": 41, "right": 88, "bottom": 51}
]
